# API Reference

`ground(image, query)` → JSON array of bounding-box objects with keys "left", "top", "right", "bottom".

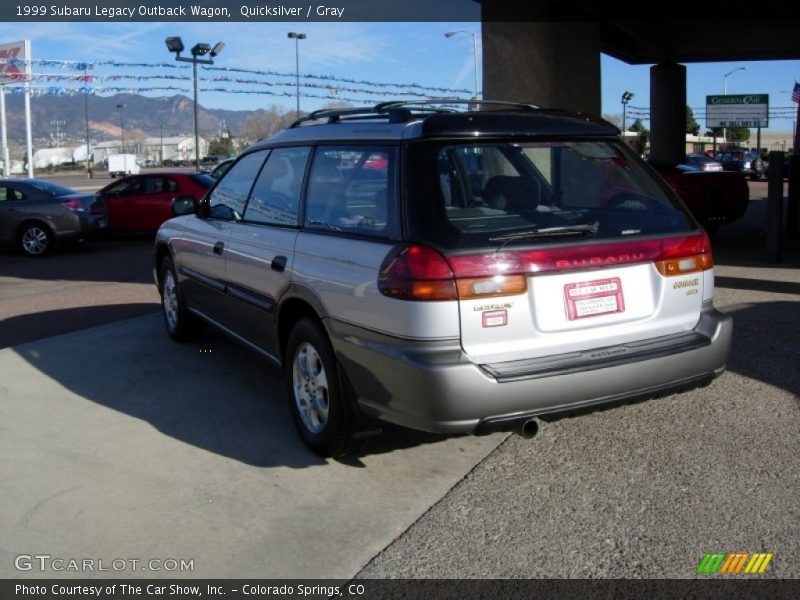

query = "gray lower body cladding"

[{"left": 326, "top": 306, "right": 733, "bottom": 434}]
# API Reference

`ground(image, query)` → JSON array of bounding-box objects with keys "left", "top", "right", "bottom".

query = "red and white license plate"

[{"left": 564, "top": 277, "right": 625, "bottom": 320}]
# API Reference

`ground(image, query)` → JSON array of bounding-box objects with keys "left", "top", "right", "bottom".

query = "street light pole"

[
  {"left": 165, "top": 37, "right": 224, "bottom": 172},
  {"left": 445, "top": 30, "right": 480, "bottom": 100},
  {"left": 116, "top": 103, "right": 125, "bottom": 154},
  {"left": 621, "top": 91, "right": 634, "bottom": 146},
  {"left": 193, "top": 58, "right": 199, "bottom": 171},
  {"left": 722, "top": 66, "right": 747, "bottom": 144},
  {"left": 84, "top": 68, "right": 92, "bottom": 178},
  {"left": 288, "top": 32, "right": 306, "bottom": 118}
]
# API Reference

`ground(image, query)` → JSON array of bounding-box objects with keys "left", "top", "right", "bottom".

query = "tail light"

[
  {"left": 378, "top": 245, "right": 457, "bottom": 301},
  {"left": 653, "top": 229, "right": 713, "bottom": 276},
  {"left": 61, "top": 198, "right": 85, "bottom": 211},
  {"left": 379, "top": 232, "right": 713, "bottom": 301}
]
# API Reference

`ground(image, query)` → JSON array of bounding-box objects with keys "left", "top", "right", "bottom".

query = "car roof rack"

[
  {"left": 288, "top": 98, "right": 542, "bottom": 128},
  {"left": 375, "top": 99, "right": 541, "bottom": 112}
]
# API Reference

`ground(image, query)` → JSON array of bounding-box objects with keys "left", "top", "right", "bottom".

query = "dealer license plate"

[{"left": 564, "top": 277, "right": 625, "bottom": 320}]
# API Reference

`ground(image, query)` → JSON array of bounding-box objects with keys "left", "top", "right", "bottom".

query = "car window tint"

[
  {"left": 407, "top": 141, "right": 692, "bottom": 251},
  {"left": 304, "top": 146, "right": 395, "bottom": 238},
  {"left": 164, "top": 178, "right": 179, "bottom": 193},
  {"left": 206, "top": 150, "right": 268, "bottom": 221},
  {"left": 243, "top": 147, "right": 310, "bottom": 226},
  {"left": 0, "top": 186, "right": 24, "bottom": 201},
  {"left": 106, "top": 178, "right": 142, "bottom": 196},
  {"left": 144, "top": 177, "right": 162, "bottom": 194}
]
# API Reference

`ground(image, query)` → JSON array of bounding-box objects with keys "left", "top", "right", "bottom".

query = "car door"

[
  {"left": 224, "top": 146, "right": 311, "bottom": 358},
  {"left": 101, "top": 177, "right": 143, "bottom": 231},
  {"left": 135, "top": 176, "right": 178, "bottom": 231},
  {"left": 0, "top": 185, "right": 27, "bottom": 243},
  {"left": 176, "top": 150, "right": 269, "bottom": 326}
]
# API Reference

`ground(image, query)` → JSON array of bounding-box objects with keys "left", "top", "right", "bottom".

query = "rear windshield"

[
  {"left": 406, "top": 140, "right": 695, "bottom": 251},
  {"left": 28, "top": 180, "right": 77, "bottom": 197}
]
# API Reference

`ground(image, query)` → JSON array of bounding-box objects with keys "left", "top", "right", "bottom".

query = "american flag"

[{"left": 793, "top": 82, "right": 800, "bottom": 104}]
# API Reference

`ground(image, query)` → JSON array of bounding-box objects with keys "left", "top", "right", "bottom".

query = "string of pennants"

[
  {"left": 0, "top": 58, "right": 473, "bottom": 95},
  {"left": 13, "top": 72, "right": 442, "bottom": 98},
  {"left": 0, "top": 85, "right": 395, "bottom": 105}
]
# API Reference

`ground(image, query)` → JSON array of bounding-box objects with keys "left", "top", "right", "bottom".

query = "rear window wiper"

[{"left": 489, "top": 220, "right": 599, "bottom": 243}]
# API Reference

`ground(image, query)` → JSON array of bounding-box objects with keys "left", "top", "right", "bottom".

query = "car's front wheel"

[
  {"left": 18, "top": 222, "right": 53, "bottom": 257},
  {"left": 160, "top": 256, "right": 204, "bottom": 341},
  {"left": 285, "top": 318, "right": 361, "bottom": 457}
]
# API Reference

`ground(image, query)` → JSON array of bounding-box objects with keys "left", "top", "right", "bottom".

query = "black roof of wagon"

[{"left": 253, "top": 100, "right": 620, "bottom": 148}]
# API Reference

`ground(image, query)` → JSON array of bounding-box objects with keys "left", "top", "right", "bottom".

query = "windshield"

[
  {"left": 407, "top": 140, "right": 695, "bottom": 250},
  {"left": 28, "top": 180, "right": 78, "bottom": 197}
]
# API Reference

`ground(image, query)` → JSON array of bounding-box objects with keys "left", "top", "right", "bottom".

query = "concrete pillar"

[
  {"left": 650, "top": 63, "right": 686, "bottom": 165},
  {"left": 481, "top": 21, "right": 601, "bottom": 116}
]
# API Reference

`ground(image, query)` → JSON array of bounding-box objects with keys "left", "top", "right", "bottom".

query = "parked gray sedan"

[{"left": 0, "top": 179, "right": 108, "bottom": 256}]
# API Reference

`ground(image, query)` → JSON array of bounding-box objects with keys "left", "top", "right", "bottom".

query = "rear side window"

[
  {"left": 304, "top": 146, "right": 396, "bottom": 238},
  {"left": 144, "top": 177, "right": 178, "bottom": 194},
  {"left": 408, "top": 140, "right": 694, "bottom": 251},
  {"left": 243, "top": 146, "right": 310, "bottom": 226},
  {"left": 206, "top": 150, "right": 268, "bottom": 221},
  {"left": 0, "top": 186, "right": 24, "bottom": 201}
]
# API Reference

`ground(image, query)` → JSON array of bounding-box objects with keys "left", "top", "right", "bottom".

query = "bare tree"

[{"left": 240, "top": 105, "right": 297, "bottom": 143}]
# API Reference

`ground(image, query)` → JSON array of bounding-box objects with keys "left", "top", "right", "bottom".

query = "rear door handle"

[
  {"left": 213, "top": 241, "right": 224, "bottom": 256},
  {"left": 271, "top": 255, "right": 287, "bottom": 272}
]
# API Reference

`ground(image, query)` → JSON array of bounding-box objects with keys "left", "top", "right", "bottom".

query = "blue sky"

[{"left": 0, "top": 21, "right": 798, "bottom": 132}]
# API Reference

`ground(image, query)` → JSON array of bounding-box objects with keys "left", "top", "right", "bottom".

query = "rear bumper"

[
  {"left": 328, "top": 305, "right": 732, "bottom": 434},
  {"left": 53, "top": 212, "right": 108, "bottom": 240}
]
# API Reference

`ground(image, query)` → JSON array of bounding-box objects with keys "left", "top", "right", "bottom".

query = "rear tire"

[
  {"left": 159, "top": 256, "right": 205, "bottom": 341},
  {"left": 18, "top": 222, "right": 53, "bottom": 257},
  {"left": 285, "top": 318, "right": 361, "bottom": 457}
]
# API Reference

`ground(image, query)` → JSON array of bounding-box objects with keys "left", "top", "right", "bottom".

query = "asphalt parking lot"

[{"left": 0, "top": 179, "right": 797, "bottom": 579}]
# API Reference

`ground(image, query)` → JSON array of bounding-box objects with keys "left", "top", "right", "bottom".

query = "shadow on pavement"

[
  {"left": 0, "top": 303, "right": 159, "bottom": 349},
  {"left": 710, "top": 198, "right": 800, "bottom": 268},
  {"left": 722, "top": 301, "right": 800, "bottom": 400},
  {"left": 714, "top": 276, "right": 800, "bottom": 296},
  {"left": 0, "top": 236, "right": 154, "bottom": 283},
  {"left": 11, "top": 316, "right": 457, "bottom": 469}
]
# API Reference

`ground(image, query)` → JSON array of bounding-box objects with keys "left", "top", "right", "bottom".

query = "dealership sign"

[
  {"left": 0, "top": 40, "right": 31, "bottom": 84},
  {"left": 706, "top": 94, "right": 769, "bottom": 128}
]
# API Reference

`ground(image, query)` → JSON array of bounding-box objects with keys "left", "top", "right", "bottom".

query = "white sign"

[
  {"left": 706, "top": 94, "right": 769, "bottom": 128},
  {"left": 0, "top": 40, "right": 31, "bottom": 84}
]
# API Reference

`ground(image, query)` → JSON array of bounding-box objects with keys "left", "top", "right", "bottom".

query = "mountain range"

[{"left": 2, "top": 93, "right": 264, "bottom": 145}]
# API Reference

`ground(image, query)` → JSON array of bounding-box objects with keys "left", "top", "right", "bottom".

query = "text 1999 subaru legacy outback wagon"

[{"left": 154, "top": 100, "right": 732, "bottom": 457}]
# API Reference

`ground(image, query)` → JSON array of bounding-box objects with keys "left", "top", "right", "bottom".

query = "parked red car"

[
  {"left": 650, "top": 162, "right": 749, "bottom": 233},
  {"left": 98, "top": 172, "right": 213, "bottom": 232}
]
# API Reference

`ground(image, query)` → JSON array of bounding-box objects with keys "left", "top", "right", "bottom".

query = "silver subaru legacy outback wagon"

[{"left": 154, "top": 100, "right": 732, "bottom": 457}]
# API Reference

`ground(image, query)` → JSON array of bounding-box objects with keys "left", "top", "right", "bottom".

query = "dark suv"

[
  {"left": 715, "top": 150, "right": 765, "bottom": 180},
  {"left": 154, "top": 100, "right": 732, "bottom": 456}
]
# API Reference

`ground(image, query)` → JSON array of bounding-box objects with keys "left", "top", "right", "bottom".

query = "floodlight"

[
  {"left": 191, "top": 43, "right": 211, "bottom": 56},
  {"left": 165, "top": 37, "right": 184, "bottom": 53},
  {"left": 210, "top": 42, "right": 225, "bottom": 57}
]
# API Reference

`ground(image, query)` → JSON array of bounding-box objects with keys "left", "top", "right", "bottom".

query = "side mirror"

[{"left": 171, "top": 196, "right": 197, "bottom": 216}]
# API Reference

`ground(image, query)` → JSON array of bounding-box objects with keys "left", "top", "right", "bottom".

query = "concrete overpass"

[{"left": 479, "top": 7, "right": 800, "bottom": 165}]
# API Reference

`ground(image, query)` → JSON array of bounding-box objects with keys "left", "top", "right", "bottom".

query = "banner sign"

[
  {"left": 706, "top": 94, "right": 769, "bottom": 128},
  {"left": 0, "top": 40, "right": 31, "bottom": 84}
]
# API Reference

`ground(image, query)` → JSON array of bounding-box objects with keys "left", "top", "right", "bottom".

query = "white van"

[{"left": 107, "top": 154, "right": 140, "bottom": 178}]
